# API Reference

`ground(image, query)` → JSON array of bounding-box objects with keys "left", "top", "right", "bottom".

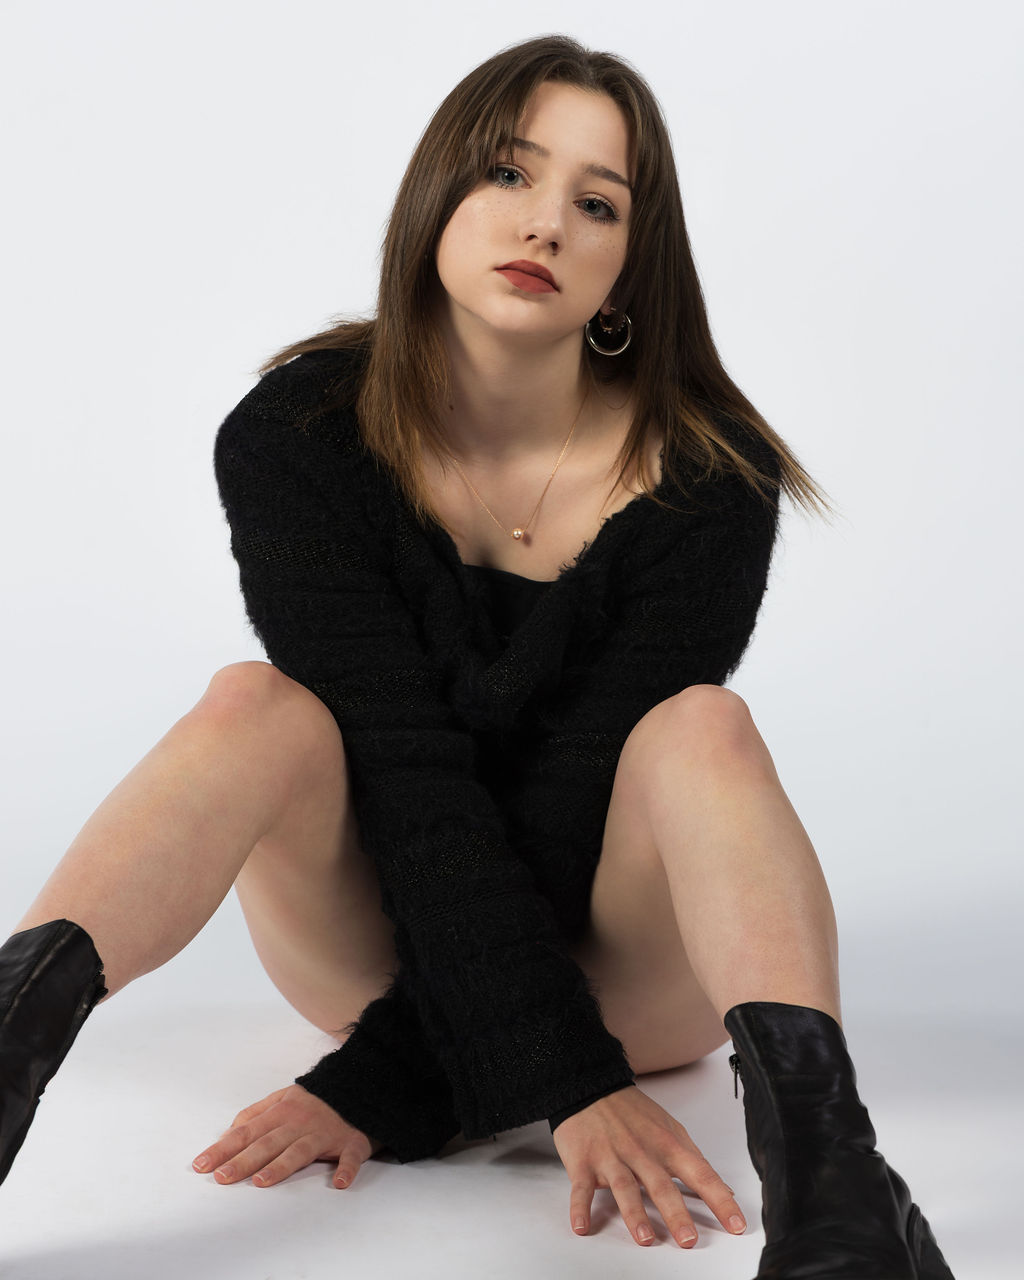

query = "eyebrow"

[{"left": 510, "top": 136, "right": 632, "bottom": 192}]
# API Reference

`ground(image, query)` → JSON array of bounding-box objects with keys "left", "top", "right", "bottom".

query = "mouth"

[{"left": 496, "top": 260, "right": 559, "bottom": 292}]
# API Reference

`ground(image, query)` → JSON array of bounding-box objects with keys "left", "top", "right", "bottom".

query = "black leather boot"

[
  {"left": 724, "top": 1001, "right": 955, "bottom": 1280},
  {"left": 0, "top": 919, "right": 107, "bottom": 1187}
]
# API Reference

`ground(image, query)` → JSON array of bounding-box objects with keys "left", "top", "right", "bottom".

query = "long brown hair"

[{"left": 258, "top": 34, "right": 829, "bottom": 524}]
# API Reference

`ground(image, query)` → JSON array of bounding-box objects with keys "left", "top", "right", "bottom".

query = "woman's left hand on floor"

[
  {"left": 552, "top": 1084, "right": 747, "bottom": 1248},
  {"left": 191, "top": 1083, "right": 383, "bottom": 1189}
]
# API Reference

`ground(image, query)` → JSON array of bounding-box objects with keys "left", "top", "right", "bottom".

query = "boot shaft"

[
  {"left": 0, "top": 919, "right": 107, "bottom": 1184},
  {"left": 723, "top": 1001, "right": 955, "bottom": 1278},
  {"left": 725, "top": 1002, "right": 884, "bottom": 1236}
]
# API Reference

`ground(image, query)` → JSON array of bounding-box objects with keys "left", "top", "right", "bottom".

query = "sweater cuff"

[
  {"left": 295, "top": 984, "right": 461, "bottom": 1163},
  {"left": 548, "top": 1083, "right": 636, "bottom": 1133},
  {"left": 395, "top": 907, "right": 637, "bottom": 1140}
]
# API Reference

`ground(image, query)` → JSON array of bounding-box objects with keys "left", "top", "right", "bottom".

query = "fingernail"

[
  {"left": 253, "top": 1172, "right": 269, "bottom": 1186},
  {"left": 192, "top": 1157, "right": 209, "bottom": 1172},
  {"left": 335, "top": 1174, "right": 349, "bottom": 1188},
  {"left": 572, "top": 1216, "right": 586, "bottom": 1233},
  {"left": 679, "top": 1230, "right": 697, "bottom": 1247},
  {"left": 216, "top": 1165, "right": 234, "bottom": 1181},
  {"left": 729, "top": 1214, "right": 746, "bottom": 1234},
  {"left": 637, "top": 1224, "right": 654, "bottom": 1243}
]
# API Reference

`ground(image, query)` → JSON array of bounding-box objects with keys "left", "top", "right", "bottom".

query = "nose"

[{"left": 520, "top": 189, "right": 566, "bottom": 255}]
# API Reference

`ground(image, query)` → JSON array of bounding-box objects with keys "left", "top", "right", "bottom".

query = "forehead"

[{"left": 514, "top": 82, "right": 632, "bottom": 181}]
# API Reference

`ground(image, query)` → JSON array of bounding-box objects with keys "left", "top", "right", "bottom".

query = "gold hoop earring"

[{"left": 585, "top": 311, "right": 632, "bottom": 357}]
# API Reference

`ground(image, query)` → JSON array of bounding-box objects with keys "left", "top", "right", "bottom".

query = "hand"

[
  {"left": 552, "top": 1085, "right": 747, "bottom": 1248},
  {"left": 191, "top": 1083, "right": 383, "bottom": 1189}
]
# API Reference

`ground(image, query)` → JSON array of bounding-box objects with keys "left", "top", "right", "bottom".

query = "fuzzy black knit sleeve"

[{"left": 212, "top": 361, "right": 638, "bottom": 1158}]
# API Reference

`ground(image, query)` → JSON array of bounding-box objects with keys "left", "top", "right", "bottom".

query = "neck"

[{"left": 435, "top": 312, "right": 596, "bottom": 466}]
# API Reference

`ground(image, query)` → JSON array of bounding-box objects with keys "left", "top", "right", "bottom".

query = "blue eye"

[
  {"left": 578, "top": 196, "right": 619, "bottom": 224},
  {"left": 489, "top": 164, "right": 620, "bottom": 224},
  {"left": 491, "top": 164, "right": 523, "bottom": 188}
]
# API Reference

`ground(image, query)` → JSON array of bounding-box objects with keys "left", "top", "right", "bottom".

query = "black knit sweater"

[{"left": 212, "top": 347, "right": 780, "bottom": 1162}]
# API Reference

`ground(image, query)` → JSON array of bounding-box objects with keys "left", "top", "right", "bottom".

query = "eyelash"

[{"left": 490, "top": 164, "right": 620, "bottom": 224}]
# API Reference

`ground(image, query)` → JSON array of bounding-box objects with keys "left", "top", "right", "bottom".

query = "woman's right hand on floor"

[
  {"left": 191, "top": 1083, "right": 383, "bottom": 1189},
  {"left": 551, "top": 1084, "right": 747, "bottom": 1249}
]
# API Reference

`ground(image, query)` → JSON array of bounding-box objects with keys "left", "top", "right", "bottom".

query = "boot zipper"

[{"left": 730, "top": 1053, "right": 742, "bottom": 1098}]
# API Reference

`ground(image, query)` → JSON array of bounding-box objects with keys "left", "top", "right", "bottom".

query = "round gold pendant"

[{"left": 512, "top": 528, "right": 525, "bottom": 540}]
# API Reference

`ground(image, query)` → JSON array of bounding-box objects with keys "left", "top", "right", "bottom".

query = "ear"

[{"left": 599, "top": 293, "right": 616, "bottom": 316}]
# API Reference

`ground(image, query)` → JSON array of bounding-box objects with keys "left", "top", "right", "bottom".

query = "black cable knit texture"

[{"left": 212, "top": 347, "right": 780, "bottom": 1162}]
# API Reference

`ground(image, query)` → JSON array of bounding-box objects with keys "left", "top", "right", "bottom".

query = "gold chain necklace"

[{"left": 447, "top": 388, "right": 590, "bottom": 541}]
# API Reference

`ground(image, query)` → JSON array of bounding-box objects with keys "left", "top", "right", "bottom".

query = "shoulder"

[
  {"left": 225, "top": 346, "right": 364, "bottom": 433},
  {"left": 212, "top": 348, "right": 372, "bottom": 526},
  {"left": 693, "top": 409, "right": 783, "bottom": 525},
  {"left": 660, "top": 409, "right": 779, "bottom": 527},
  {"left": 702, "top": 407, "right": 780, "bottom": 480},
  {"left": 214, "top": 345, "right": 367, "bottom": 470}
]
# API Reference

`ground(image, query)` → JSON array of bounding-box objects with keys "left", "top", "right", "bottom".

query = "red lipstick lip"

[{"left": 496, "top": 260, "right": 558, "bottom": 289}]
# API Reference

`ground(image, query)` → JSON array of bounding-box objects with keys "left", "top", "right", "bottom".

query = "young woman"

[{"left": 0, "top": 35, "right": 954, "bottom": 1278}]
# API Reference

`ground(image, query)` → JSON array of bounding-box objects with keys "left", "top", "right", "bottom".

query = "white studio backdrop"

[{"left": 1, "top": 0, "right": 1020, "bottom": 1037}]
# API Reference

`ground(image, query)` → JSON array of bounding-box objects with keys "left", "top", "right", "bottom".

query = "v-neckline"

[
  {"left": 347, "top": 409, "right": 675, "bottom": 725},
  {"left": 436, "top": 444, "right": 670, "bottom": 599},
  {"left": 417, "top": 451, "right": 673, "bottom": 678}
]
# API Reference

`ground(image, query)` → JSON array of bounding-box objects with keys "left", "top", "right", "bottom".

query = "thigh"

[
  {"left": 206, "top": 662, "right": 397, "bottom": 1037},
  {"left": 567, "top": 727, "right": 728, "bottom": 1075}
]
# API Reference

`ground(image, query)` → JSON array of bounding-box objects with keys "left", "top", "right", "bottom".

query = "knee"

[
  {"left": 625, "top": 684, "right": 771, "bottom": 780},
  {"left": 669, "top": 683, "right": 754, "bottom": 736},
  {"left": 200, "top": 662, "right": 343, "bottom": 758},
  {"left": 203, "top": 660, "right": 299, "bottom": 713}
]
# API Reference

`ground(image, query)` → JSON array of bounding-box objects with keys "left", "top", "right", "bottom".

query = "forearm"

[{"left": 295, "top": 978, "right": 461, "bottom": 1162}]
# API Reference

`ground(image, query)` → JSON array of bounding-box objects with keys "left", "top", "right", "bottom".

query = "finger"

[
  {"left": 606, "top": 1167, "right": 657, "bottom": 1246},
  {"left": 333, "top": 1139, "right": 371, "bottom": 1190},
  {"left": 568, "top": 1177, "right": 596, "bottom": 1235},
  {"left": 194, "top": 1093, "right": 299, "bottom": 1174},
  {"left": 641, "top": 1170, "right": 699, "bottom": 1249},
  {"left": 193, "top": 1119, "right": 266, "bottom": 1175},
  {"left": 673, "top": 1147, "right": 746, "bottom": 1236},
  {"left": 213, "top": 1128, "right": 297, "bottom": 1184},
  {"left": 251, "top": 1134, "right": 321, "bottom": 1188}
]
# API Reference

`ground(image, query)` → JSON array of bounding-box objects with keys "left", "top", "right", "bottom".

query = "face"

[{"left": 434, "top": 81, "right": 633, "bottom": 348}]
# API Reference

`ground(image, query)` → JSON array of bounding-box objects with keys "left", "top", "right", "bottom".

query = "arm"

[
  {"left": 213, "top": 361, "right": 636, "bottom": 1157},
  {"left": 294, "top": 973, "right": 460, "bottom": 1161}
]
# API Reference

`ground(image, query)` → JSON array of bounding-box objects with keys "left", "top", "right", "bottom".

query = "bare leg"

[
  {"left": 14, "top": 661, "right": 396, "bottom": 1030},
  {"left": 570, "top": 683, "right": 839, "bottom": 1072},
  {"left": 563, "top": 690, "right": 949, "bottom": 1271}
]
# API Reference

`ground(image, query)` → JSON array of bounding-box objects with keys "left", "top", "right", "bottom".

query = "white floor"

[{"left": 0, "top": 980, "right": 1008, "bottom": 1279}]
